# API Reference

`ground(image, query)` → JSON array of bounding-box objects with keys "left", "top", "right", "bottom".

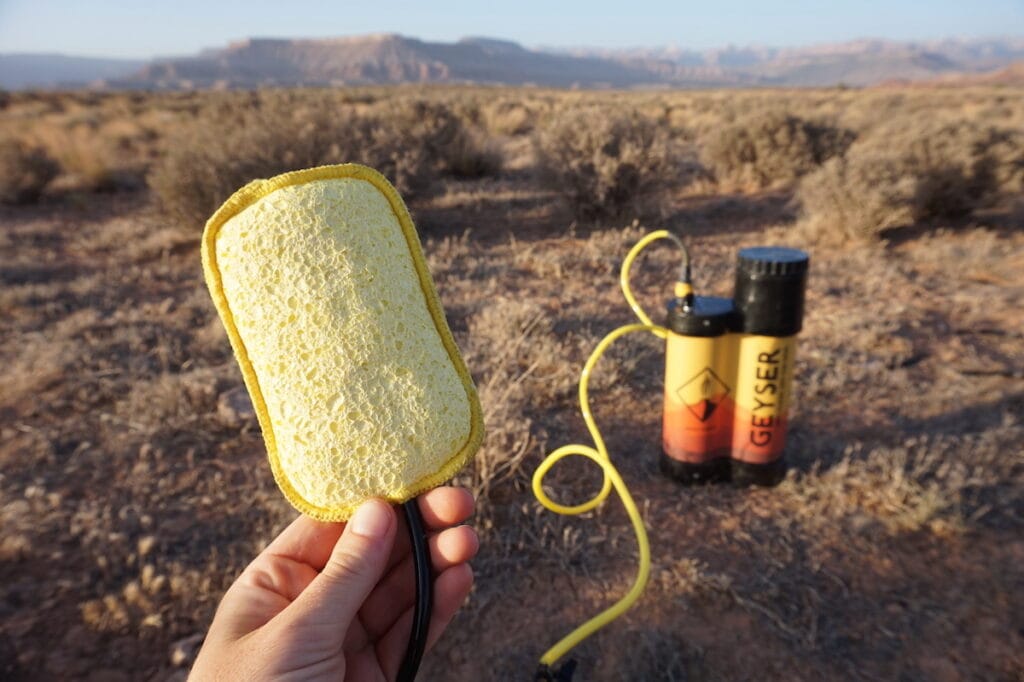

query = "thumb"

[{"left": 286, "top": 499, "right": 397, "bottom": 637}]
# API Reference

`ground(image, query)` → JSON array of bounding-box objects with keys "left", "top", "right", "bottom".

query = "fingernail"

[{"left": 349, "top": 499, "right": 394, "bottom": 538}]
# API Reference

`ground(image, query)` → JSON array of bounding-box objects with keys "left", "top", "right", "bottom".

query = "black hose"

[{"left": 396, "top": 499, "right": 432, "bottom": 682}]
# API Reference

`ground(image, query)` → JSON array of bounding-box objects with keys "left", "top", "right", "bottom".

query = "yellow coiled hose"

[{"left": 532, "top": 230, "right": 690, "bottom": 667}]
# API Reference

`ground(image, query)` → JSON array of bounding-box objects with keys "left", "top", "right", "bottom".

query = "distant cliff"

[{"left": 5, "top": 35, "right": 1024, "bottom": 90}]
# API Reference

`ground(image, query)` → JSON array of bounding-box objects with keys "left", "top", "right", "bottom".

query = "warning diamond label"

[{"left": 676, "top": 367, "right": 731, "bottom": 422}]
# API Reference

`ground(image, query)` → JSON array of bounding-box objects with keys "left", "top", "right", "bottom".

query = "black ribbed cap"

[
  {"left": 734, "top": 247, "right": 809, "bottom": 336},
  {"left": 666, "top": 295, "right": 736, "bottom": 337},
  {"left": 737, "top": 247, "right": 809, "bottom": 277}
]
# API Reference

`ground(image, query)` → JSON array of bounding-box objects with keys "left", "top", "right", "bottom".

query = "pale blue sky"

[{"left": 0, "top": 0, "right": 1021, "bottom": 58}]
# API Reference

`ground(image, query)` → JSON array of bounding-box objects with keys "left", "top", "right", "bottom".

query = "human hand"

[{"left": 190, "top": 487, "right": 478, "bottom": 681}]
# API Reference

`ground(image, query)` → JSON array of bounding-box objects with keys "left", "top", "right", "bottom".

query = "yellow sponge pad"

[{"left": 202, "top": 164, "right": 483, "bottom": 521}]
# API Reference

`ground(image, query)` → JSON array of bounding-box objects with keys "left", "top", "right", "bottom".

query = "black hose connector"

[{"left": 535, "top": 660, "right": 578, "bottom": 682}]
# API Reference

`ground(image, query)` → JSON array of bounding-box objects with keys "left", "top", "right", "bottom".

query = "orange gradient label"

[{"left": 730, "top": 335, "right": 796, "bottom": 464}]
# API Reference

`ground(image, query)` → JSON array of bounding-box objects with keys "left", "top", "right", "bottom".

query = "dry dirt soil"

[{"left": 1, "top": 88, "right": 1023, "bottom": 681}]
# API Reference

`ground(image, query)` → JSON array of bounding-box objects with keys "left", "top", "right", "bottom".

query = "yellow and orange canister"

[{"left": 661, "top": 247, "right": 808, "bottom": 486}]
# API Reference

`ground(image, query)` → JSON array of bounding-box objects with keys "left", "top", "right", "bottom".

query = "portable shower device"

[
  {"left": 662, "top": 246, "right": 809, "bottom": 486},
  {"left": 533, "top": 231, "right": 808, "bottom": 680}
]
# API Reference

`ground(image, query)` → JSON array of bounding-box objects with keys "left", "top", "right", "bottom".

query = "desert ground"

[{"left": 1, "top": 86, "right": 1022, "bottom": 680}]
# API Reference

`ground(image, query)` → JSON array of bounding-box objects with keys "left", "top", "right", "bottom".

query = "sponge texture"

[{"left": 202, "top": 164, "right": 483, "bottom": 521}]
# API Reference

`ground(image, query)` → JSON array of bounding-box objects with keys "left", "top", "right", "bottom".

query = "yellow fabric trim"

[{"left": 202, "top": 163, "right": 484, "bottom": 521}]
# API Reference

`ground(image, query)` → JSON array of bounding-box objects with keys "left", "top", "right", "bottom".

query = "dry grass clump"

[
  {"left": 699, "top": 109, "right": 854, "bottom": 190},
  {"left": 0, "top": 134, "right": 59, "bottom": 204},
  {"left": 444, "top": 128, "right": 504, "bottom": 179},
  {"left": 371, "top": 99, "right": 504, "bottom": 180},
  {"left": 150, "top": 97, "right": 500, "bottom": 229},
  {"left": 796, "top": 119, "right": 1024, "bottom": 242},
  {"left": 481, "top": 99, "right": 537, "bottom": 136},
  {"left": 147, "top": 102, "right": 374, "bottom": 229},
  {"left": 794, "top": 152, "right": 918, "bottom": 244},
  {"left": 0, "top": 94, "right": 168, "bottom": 194},
  {"left": 31, "top": 122, "right": 131, "bottom": 192},
  {"left": 533, "top": 105, "right": 685, "bottom": 221},
  {"left": 461, "top": 298, "right": 576, "bottom": 505},
  {"left": 785, "top": 424, "right": 1024, "bottom": 534}
]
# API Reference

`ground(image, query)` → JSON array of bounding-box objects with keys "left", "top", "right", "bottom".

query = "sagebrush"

[
  {"left": 0, "top": 135, "right": 59, "bottom": 204},
  {"left": 533, "top": 105, "right": 688, "bottom": 220},
  {"left": 150, "top": 97, "right": 500, "bottom": 229},
  {"left": 700, "top": 109, "right": 854, "bottom": 189},
  {"left": 796, "top": 118, "right": 1024, "bottom": 242}
]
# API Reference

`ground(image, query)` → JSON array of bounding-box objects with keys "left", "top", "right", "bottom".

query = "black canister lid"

[
  {"left": 733, "top": 247, "right": 809, "bottom": 336},
  {"left": 737, "top": 247, "right": 809, "bottom": 277},
  {"left": 666, "top": 295, "right": 736, "bottom": 337}
]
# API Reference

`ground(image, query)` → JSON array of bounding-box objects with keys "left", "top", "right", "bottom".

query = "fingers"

[
  {"left": 284, "top": 499, "right": 397, "bottom": 641},
  {"left": 418, "top": 487, "right": 475, "bottom": 529},
  {"left": 245, "top": 553, "right": 321, "bottom": 604},
  {"left": 261, "top": 487, "right": 473, "bottom": 574},
  {"left": 377, "top": 564, "right": 475, "bottom": 680},
  {"left": 359, "top": 525, "right": 479, "bottom": 638},
  {"left": 262, "top": 515, "right": 345, "bottom": 571},
  {"left": 248, "top": 488, "right": 475, "bottom": 653},
  {"left": 385, "top": 488, "right": 476, "bottom": 573}
]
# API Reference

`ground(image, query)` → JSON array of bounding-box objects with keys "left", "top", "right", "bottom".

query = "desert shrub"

[
  {"left": 795, "top": 153, "right": 917, "bottom": 243},
  {"left": 31, "top": 122, "right": 130, "bottom": 192},
  {"left": 443, "top": 127, "right": 504, "bottom": 178},
  {"left": 980, "top": 127, "right": 1024, "bottom": 195},
  {"left": 482, "top": 99, "right": 535, "bottom": 136},
  {"left": 150, "top": 103, "right": 370, "bottom": 229},
  {"left": 533, "top": 105, "right": 686, "bottom": 221},
  {"left": 700, "top": 110, "right": 854, "bottom": 189},
  {"left": 0, "top": 135, "right": 59, "bottom": 204},
  {"left": 374, "top": 99, "right": 503, "bottom": 179},
  {"left": 150, "top": 98, "right": 498, "bottom": 229},
  {"left": 796, "top": 119, "right": 1024, "bottom": 242}
]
